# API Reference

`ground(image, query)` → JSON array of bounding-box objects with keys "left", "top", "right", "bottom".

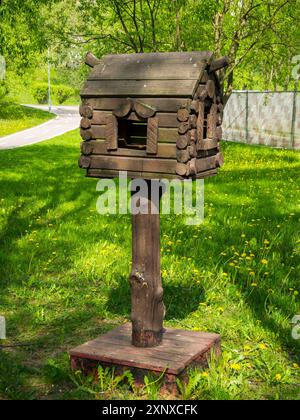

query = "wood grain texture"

[
  {"left": 207, "top": 104, "right": 218, "bottom": 139},
  {"left": 134, "top": 101, "right": 157, "bottom": 118},
  {"left": 88, "top": 155, "right": 176, "bottom": 173},
  {"left": 81, "top": 140, "right": 177, "bottom": 159},
  {"left": 83, "top": 98, "right": 191, "bottom": 113},
  {"left": 70, "top": 322, "right": 221, "bottom": 376},
  {"left": 113, "top": 98, "right": 133, "bottom": 118},
  {"left": 131, "top": 185, "right": 165, "bottom": 347},
  {"left": 81, "top": 79, "right": 198, "bottom": 98},
  {"left": 146, "top": 116, "right": 159, "bottom": 154},
  {"left": 105, "top": 115, "right": 118, "bottom": 150}
]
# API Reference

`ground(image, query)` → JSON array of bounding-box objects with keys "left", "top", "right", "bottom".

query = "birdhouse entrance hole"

[{"left": 118, "top": 118, "right": 147, "bottom": 150}]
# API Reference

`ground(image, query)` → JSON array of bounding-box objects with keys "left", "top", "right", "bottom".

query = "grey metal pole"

[
  {"left": 245, "top": 89, "right": 249, "bottom": 143},
  {"left": 47, "top": 49, "right": 52, "bottom": 113},
  {"left": 291, "top": 81, "right": 298, "bottom": 150}
]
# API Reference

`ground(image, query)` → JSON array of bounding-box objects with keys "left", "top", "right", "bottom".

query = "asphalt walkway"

[{"left": 0, "top": 105, "right": 80, "bottom": 150}]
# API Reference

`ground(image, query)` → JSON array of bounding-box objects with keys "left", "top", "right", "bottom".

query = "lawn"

[
  {"left": 0, "top": 103, "right": 54, "bottom": 137},
  {"left": 0, "top": 132, "right": 299, "bottom": 400}
]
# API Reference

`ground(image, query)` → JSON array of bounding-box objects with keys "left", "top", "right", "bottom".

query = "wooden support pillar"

[{"left": 130, "top": 181, "right": 165, "bottom": 347}]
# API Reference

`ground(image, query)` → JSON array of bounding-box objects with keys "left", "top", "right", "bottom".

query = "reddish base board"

[{"left": 70, "top": 323, "right": 221, "bottom": 391}]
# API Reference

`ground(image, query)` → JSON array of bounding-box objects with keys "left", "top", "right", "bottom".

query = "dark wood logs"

[
  {"left": 131, "top": 183, "right": 165, "bottom": 347},
  {"left": 176, "top": 134, "right": 189, "bottom": 149},
  {"left": 80, "top": 118, "right": 91, "bottom": 129},
  {"left": 176, "top": 149, "right": 190, "bottom": 163},
  {"left": 80, "top": 129, "right": 93, "bottom": 141},
  {"left": 85, "top": 52, "right": 101, "bottom": 68},
  {"left": 209, "top": 56, "right": 230, "bottom": 73},
  {"left": 113, "top": 99, "right": 133, "bottom": 118},
  {"left": 79, "top": 104, "right": 93, "bottom": 119},
  {"left": 176, "top": 162, "right": 188, "bottom": 176},
  {"left": 134, "top": 101, "right": 157, "bottom": 118},
  {"left": 206, "top": 80, "right": 215, "bottom": 99},
  {"left": 78, "top": 156, "right": 91, "bottom": 169},
  {"left": 177, "top": 108, "right": 189, "bottom": 122}
]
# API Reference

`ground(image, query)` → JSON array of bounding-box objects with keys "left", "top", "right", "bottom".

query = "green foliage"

[
  {"left": 54, "top": 85, "right": 74, "bottom": 104},
  {"left": 32, "top": 83, "right": 49, "bottom": 104},
  {"left": 32, "top": 83, "right": 75, "bottom": 105}
]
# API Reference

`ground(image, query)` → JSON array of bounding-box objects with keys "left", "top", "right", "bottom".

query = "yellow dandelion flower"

[
  {"left": 261, "top": 259, "right": 268, "bottom": 265},
  {"left": 231, "top": 363, "right": 241, "bottom": 371},
  {"left": 263, "top": 239, "right": 270, "bottom": 245},
  {"left": 251, "top": 282, "right": 258, "bottom": 287},
  {"left": 275, "top": 374, "right": 282, "bottom": 382},
  {"left": 249, "top": 271, "right": 255, "bottom": 276},
  {"left": 202, "top": 372, "right": 209, "bottom": 378},
  {"left": 241, "top": 252, "right": 247, "bottom": 258},
  {"left": 293, "top": 363, "right": 299, "bottom": 369},
  {"left": 218, "top": 307, "right": 225, "bottom": 313},
  {"left": 259, "top": 343, "right": 267, "bottom": 350}
]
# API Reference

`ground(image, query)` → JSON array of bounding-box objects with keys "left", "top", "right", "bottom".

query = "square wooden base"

[{"left": 70, "top": 323, "right": 221, "bottom": 392}]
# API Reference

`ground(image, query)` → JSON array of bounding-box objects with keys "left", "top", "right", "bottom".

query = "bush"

[
  {"left": 32, "top": 83, "right": 49, "bottom": 104},
  {"left": 0, "top": 81, "right": 9, "bottom": 100},
  {"left": 32, "top": 83, "right": 74, "bottom": 105},
  {"left": 54, "top": 85, "right": 74, "bottom": 104}
]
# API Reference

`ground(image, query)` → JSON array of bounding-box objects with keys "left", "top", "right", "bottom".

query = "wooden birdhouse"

[
  {"left": 71, "top": 52, "right": 229, "bottom": 389},
  {"left": 79, "top": 51, "right": 228, "bottom": 179}
]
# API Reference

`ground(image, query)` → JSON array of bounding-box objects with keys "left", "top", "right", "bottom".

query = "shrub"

[
  {"left": 54, "top": 85, "right": 74, "bottom": 104},
  {"left": 32, "top": 83, "right": 49, "bottom": 104}
]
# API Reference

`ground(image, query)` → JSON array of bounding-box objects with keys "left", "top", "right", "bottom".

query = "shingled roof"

[{"left": 81, "top": 51, "right": 214, "bottom": 98}]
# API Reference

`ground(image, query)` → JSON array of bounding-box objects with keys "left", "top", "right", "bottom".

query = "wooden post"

[{"left": 130, "top": 181, "right": 165, "bottom": 347}]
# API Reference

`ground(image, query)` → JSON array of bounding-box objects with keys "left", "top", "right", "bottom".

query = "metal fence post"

[
  {"left": 245, "top": 90, "right": 249, "bottom": 143},
  {"left": 291, "top": 82, "right": 298, "bottom": 149}
]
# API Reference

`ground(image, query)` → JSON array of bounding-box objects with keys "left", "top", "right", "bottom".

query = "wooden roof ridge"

[{"left": 81, "top": 51, "right": 215, "bottom": 98}]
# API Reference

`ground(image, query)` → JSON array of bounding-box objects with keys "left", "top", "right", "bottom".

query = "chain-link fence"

[{"left": 223, "top": 91, "right": 300, "bottom": 150}]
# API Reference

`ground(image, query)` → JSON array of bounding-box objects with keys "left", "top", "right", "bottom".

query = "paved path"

[{"left": 0, "top": 105, "right": 80, "bottom": 150}]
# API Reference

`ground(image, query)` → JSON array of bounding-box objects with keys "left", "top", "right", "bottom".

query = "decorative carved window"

[{"left": 117, "top": 118, "right": 147, "bottom": 150}]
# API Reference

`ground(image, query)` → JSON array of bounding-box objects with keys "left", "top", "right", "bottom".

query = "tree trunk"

[{"left": 130, "top": 181, "right": 165, "bottom": 347}]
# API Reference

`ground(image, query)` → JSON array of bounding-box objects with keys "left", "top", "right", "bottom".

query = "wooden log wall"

[{"left": 79, "top": 70, "right": 224, "bottom": 180}]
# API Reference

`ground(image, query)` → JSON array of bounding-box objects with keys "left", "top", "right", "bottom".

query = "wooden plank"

[
  {"left": 146, "top": 116, "right": 159, "bottom": 154},
  {"left": 196, "top": 101, "right": 204, "bottom": 150},
  {"left": 101, "top": 51, "right": 213, "bottom": 63},
  {"left": 159, "top": 128, "right": 178, "bottom": 143},
  {"left": 207, "top": 104, "right": 218, "bottom": 139},
  {"left": 124, "top": 112, "right": 178, "bottom": 128},
  {"left": 88, "top": 61, "right": 208, "bottom": 81},
  {"left": 81, "top": 140, "right": 177, "bottom": 159},
  {"left": 105, "top": 115, "right": 118, "bottom": 150},
  {"left": 82, "top": 98, "right": 191, "bottom": 113},
  {"left": 87, "top": 169, "right": 184, "bottom": 180},
  {"left": 81, "top": 79, "right": 197, "bottom": 98},
  {"left": 197, "top": 138, "right": 218, "bottom": 151},
  {"left": 88, "top": 155, "right": 176, "bottom": 174}
]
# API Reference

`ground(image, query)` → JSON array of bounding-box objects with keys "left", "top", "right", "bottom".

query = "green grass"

[
  {"left": 0, "top": 133, "right": 299, "bottom": 400},
  {"left": 0, "top": 103, "right": 54, "bottom": 137}
]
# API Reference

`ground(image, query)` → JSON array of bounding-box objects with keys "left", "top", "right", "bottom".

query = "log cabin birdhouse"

[
  {"left": 79, "top": 51, "right": 229, "bottom": 179},
  {"left": 71, "top": 52, "right": 229, "bottom": 385}
]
